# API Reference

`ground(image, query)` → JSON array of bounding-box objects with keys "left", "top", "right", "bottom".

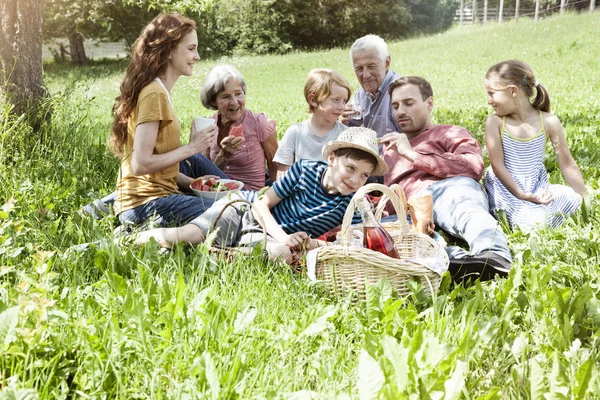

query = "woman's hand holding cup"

[{"left": 190, "top": 118, "right": 217, "bottom": 155}]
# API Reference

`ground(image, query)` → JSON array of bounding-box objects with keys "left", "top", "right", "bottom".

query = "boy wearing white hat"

[{"left": 135, "top": 127, "right": 388, "bottom": 264}]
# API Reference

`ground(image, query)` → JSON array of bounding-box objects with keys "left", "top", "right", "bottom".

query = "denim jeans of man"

[{"left": 417, "top": 176, "right": 512, "bottom": 262}]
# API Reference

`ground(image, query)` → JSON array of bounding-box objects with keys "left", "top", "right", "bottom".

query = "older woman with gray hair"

[{"left": 199, "top": 64, "right": 278, "bottom": 191}]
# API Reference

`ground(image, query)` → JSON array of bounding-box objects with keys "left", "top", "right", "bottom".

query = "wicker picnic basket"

[{"left": 314, "top": 183, "right": 448, "bottom": 299}]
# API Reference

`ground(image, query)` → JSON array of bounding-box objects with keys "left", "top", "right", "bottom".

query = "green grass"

[{"left": 2, "top": 12, "right": 600, "bottom": 398}]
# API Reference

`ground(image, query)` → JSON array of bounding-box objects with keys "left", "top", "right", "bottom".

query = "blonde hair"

[
  {"left": 304, "top": 68, "right": 351, "bottom": 113},
  {"left": 484, "top": 59, "right": 551, "bottom": 112}
]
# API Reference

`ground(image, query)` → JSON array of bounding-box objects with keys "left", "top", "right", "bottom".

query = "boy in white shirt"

[{"left": 273, "top": 68, "right": 351, "bottom": 179}]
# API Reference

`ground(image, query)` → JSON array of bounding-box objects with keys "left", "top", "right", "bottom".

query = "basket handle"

[
  {"left": 339, "top": 183, "right": 409, "bottom": 244},
  {"left": 374, "top": 183, "right": 407, "bottom": 220},
  {"left": 210, "top": 198, "right": 268, "bottom": 247}
]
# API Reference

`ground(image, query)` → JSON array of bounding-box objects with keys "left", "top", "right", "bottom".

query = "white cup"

[
  {"left": 352, "top": 104, "right": 363, "bottom": 120},
  {"left": 194, "top": 117, "right": 214, "bottom": 132}
]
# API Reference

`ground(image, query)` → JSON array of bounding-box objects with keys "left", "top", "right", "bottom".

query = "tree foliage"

[
  {"left": 42, "top": 0, "right": 459, "bottom": 57},
  {"left": 43, "top": 0, "right": 157, "bottom": 62}
]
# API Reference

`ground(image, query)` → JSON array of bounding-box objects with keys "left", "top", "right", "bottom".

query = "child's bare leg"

[{"left": 135, "top": 224, "right": 206, "bottom": 248}]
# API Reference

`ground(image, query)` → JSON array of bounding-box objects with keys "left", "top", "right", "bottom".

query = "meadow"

[{"left": 1, "top": 12, "right": 600, "bottom": 398}]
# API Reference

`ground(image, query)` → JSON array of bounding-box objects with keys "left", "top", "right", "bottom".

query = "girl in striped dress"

[{"left": 483, "top": 60, "right": 585, "bottom": 230}]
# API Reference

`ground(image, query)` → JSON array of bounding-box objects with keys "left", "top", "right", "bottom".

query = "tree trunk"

[
  {"left": 0, "top": 0, "right": 46, "bottom": 117},
  {"left": 60, "top": 43, "right": 68, "bottom": 62},
  {"left": 69, "top": 31, "right": 87, "bottom": 65}
]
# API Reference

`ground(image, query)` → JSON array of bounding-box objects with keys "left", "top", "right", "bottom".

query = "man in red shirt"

[{"left": 380, "top": 76, "right": 512, "bottom": 282}]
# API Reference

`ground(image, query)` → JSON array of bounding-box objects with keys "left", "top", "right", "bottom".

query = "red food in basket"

[
  {"left": 317, "top": 225, "right": 341, "bottom": 242},
  {"left": 229, "top": 124, "right": 244, "bottom": 138}
]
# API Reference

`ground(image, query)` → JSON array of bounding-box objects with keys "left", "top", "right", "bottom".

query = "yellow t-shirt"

[{"left": 113, "top": 80, "right": 181, "bottom": 215}]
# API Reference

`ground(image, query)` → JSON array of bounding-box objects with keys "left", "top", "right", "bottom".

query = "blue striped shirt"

[{"left": 270, "top": 159, "right": 360, "bottom": 237}]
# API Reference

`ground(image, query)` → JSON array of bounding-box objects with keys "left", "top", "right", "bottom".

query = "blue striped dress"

[{"left": 484, "top": 114, "right": 582, "bottom": 229}]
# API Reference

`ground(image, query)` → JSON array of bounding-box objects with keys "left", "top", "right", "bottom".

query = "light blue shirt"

[{"left": 350, "top": 69, "right": 402, "bottom": 137}]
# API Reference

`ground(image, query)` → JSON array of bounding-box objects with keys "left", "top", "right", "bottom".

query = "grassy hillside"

[{"left": 1, "top": 12, "right": 600, "bottom": 398}]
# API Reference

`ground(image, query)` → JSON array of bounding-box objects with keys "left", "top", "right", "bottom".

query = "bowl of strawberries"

[{"left": 190, "top": 177, "right": 244, "bottom": 200}]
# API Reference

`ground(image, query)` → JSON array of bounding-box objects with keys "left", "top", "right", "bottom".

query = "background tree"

[
  {"left": 44, "top": 0, "right": 98, "bottom": 65},
  {"left": 88, "top": 0, "right": 158, "bottom": 51},
  {"left": 44, "top": 0, "right": 158, "bottom": 64},
  {"left": 0, "top": 0, "right": 46, "bottom": 118},
  {"left": 407, "top": 0, "right": 457, "bottom": 34},
  {"left": 104, "top": 0, "right": 459, "bottom": 56}
]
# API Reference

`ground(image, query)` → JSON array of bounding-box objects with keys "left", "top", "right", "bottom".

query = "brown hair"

[
  {"left": 108, "top": 13, "right": 197, "bottom": 157},
  {"left": 304, "top": 68, "right": 351, "bottom": 113},
  {"left": 484, "top": 59, "right": 551, "bottom": 112},
  {"left": 388, "top": 76, "right": 433, "bottom": 100},
  {"left": 332, "top": 147, "right": 377, "bottom": 169}
]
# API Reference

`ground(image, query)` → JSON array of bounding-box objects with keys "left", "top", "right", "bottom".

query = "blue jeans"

[
  {"left": 179, "top": 153, "right": 228, "bottom": 180},
  {"left": 118, "top": 193, "right": 216, "bottom": 227},
  {"left": 103, "top": 153, "right": 228, "bottom": 208},
  {"left": 118, "top": 154, "right": 228, "bottom": 227},
  {"left": 418, "top": 176, "right": 512, "bottom": 262}
]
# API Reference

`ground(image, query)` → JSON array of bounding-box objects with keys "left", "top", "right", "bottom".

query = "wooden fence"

[{"left": 455, "top": 0, "right": 596, "bottom": 23}]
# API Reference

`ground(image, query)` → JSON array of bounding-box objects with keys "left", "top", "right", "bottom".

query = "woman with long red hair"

[{"left": 109, "top": 13, "right": 224, "bottom": 227}]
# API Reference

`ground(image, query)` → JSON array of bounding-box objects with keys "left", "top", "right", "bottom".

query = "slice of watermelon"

[
  {"left": 202, "top": 184, "right": 212, "bottom": 192},
  {"left": 229, "top": 124, "right": 244, "bottom": 138},
  {"left": 204, "top": 178, "right": 217, "bottom": 187},
  {"left": 223, "top": 182, "right": 239, "bottom": 190},
  {"left": 191, "top": 179, "right": 203, "bottom": 190}
]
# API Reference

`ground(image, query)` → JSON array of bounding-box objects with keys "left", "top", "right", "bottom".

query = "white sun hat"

[{"left": 322, "top": 127, "right": 388, "bottom": 176}]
